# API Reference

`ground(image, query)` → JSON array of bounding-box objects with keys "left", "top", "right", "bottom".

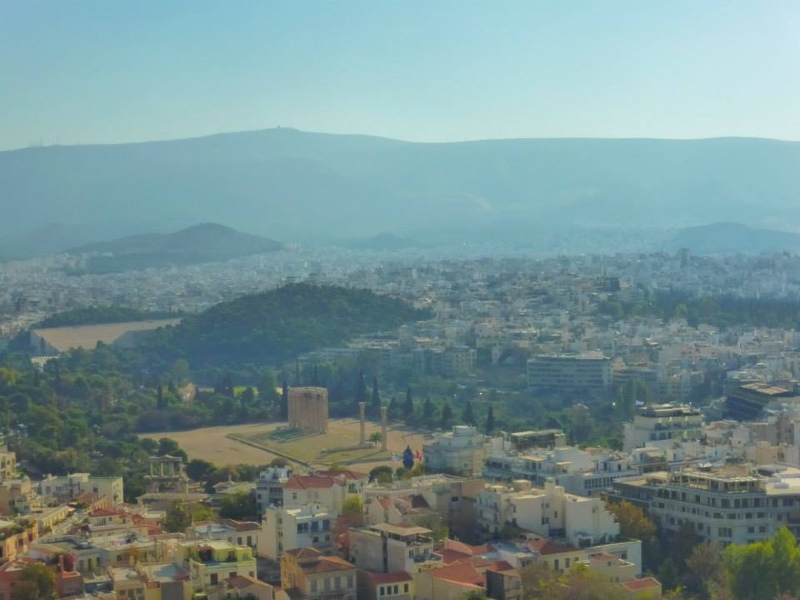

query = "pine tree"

[
  {"left": 486, "top": 405, "right": 495, "bottom": 434},
  {"left": 440, "top": 402, "right": 453, "bottom": 430},
  {"left": 403, "top": 386, "right": 415, "bottom": 419},
  {"left": 462, "top": 400, "right": 475, "bottom": 425}
]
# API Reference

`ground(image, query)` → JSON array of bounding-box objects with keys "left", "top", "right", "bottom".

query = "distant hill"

[
  {"left": 66, "top": 223, "right": 282, "bottom": 272},
  {"left": 3, "top": 129, "right": 800, "bottom": 256},
  {"left": 353, "top": 232, "right": 418, "bottom": 251},
  {"left": 137, "top": 282, "right": 430, "bottom": 371},
  {"left": 662, "top": 222, "right": 800, "bottom": 254}
]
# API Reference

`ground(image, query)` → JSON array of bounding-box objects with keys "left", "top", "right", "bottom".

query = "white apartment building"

[
  {"left": 610, "top": 464, "right": 800, "bottom": 547},
  {"left": 623, "top": 404, "right": 704, "bottom": 452},
  {"left": 527, "top": 352, "right": 612, "bottom": 395},
  {"left": 423, "top": 426, "right": 488, "bottom": 477},
  {"left": 259, "top": 503, "right": 334, "bottom": 560},
  {"left": 477, "top": 480, "right": 619, "bottom": 549},
  {"left": 483, "top": 446, "right": 640, "bottom": 497}
]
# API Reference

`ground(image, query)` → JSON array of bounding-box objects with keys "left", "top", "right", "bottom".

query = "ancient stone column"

[
  {"left": 359, "top": 402, "right": 366, "bottom": 445},
  {"left": 380, "top": 406, "right": 388, "bottom": 452}
]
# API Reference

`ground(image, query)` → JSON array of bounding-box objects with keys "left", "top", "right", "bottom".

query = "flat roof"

[{"left": 369, "top": 523, "right": 432, "bottom": 536}]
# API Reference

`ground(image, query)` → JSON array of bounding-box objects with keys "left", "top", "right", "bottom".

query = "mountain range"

[{"left": 2, "top": 128, "right": 800, "bottom": 257}]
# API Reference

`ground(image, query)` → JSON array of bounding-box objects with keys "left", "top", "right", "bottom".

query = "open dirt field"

[{"left": 141, "top": 419, "right": 431, "bottom": 472}]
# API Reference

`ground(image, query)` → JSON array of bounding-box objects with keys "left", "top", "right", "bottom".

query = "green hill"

[{"left": 141, "top": 282, "right": 428, "bottom": 371}]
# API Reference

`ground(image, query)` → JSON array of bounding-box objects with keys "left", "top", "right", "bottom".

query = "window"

[
  {"left": 380, "top": 586, "right": 385, "bottom": 596},
  {"left": 210, "top": 574, "right": 218, "bottom": 585},
  {"left": 311, "top": 580, "right": 318, "bottom": 593},
  {"left": 404, "top": 584, "right": 409, "bottom": 593}
]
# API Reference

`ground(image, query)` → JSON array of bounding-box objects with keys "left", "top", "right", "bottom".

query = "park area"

[{"left": 141, "top": 418, "right": 430, "bottom": 472}]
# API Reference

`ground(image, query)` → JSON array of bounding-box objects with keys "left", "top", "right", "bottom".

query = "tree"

[
  {"left": 335, "top": 496, "right": 365, "bottom": 558},
  {"left": 186, "top": 458, "right": 215, "bottom": 483},
  {"left": 369, "top": 465, "right": 393, "bottom": 484},
  {"left": 725, "top": 527, "right": 800, "bottom": 600},
  {"left": 606, "top": 500, "right": 661, "bottom": 569},
  {"left": 423, "top": 396, "right": 435, "bottom": 420},
  {"left": 16, "top": 562, "right": 57, "bottom": 600},
  {"left": 164, "top": 500, "right": 192, "bottom": 533},
  {"left": 403, "top": 387, "right": 414, "bottom": 419},
  {"left": 440, "top": 401, "right": 453, "bottom": 430},
  {"left": 685, "top": 542, "right": 727, "bottom": 600},
  {"left": 486, "top": 405, "right": 495, "bottom": 434},
  {"left": 368, "top": 432, "right": 382, "bottom": 444},
  {"left": 219, "top": 491, "right": 258, "bottom": 520},
  {"left": 462, "top": 400, "right": 475, "bottom": 426}
]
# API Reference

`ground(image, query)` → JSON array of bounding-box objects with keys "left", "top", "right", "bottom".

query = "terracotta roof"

[
  {"left": 440, "top": 549, "right": 473, "bottom": 564},
  {"left": 285, "top": 475, "right": 339, "bottom": 490},
  {"left": 429, "top": 563, "right": 484, "bottom": 587},
  {"left": 622, "top": 577, "right": 662, "bottom": 591},
  {"left": 227, "top": 574, "right": 271, "bottom": 590},
  {"left": 300, "top": 555, "right": 356, "bottom": 574},
  {"left": 528, "top": 538, "right": 577, "bottom": 555},
  {"left": 89, "top": 508, "right": 121, "bottom": 517},
  {"left": 485, "top": 560, "right": 516, "bottom": 573},
  {"left": 285, "top": 547, "right": 321, "bottom": 558}
]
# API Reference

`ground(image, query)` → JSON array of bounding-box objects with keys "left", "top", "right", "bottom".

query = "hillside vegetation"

[{"left": 135, "top": 283, "right": 429, "bottom": 373}]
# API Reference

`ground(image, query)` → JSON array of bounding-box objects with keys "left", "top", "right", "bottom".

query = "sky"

[{"left": 1, "top": 1, "right": 799, "bottom": 151}]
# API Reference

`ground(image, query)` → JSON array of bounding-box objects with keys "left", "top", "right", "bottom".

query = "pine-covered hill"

[{"left": 142, "top": 283, "right": 429, "bottom": 371}]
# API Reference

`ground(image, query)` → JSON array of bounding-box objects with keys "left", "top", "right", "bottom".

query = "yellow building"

[
  {"left": 176, "top": 540, "right": 256, "bottom": 593},
  {"left": 0, "top": 518, "right": 38, "bottom": 564}
]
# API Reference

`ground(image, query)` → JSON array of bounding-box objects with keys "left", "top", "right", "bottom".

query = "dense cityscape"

[{"left": 0, "top": 244, "right": 800, "bottom": 599}]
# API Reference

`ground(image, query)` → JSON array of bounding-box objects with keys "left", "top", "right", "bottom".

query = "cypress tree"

[
  {"left": 403, "top": 386, "right": 414, "bottom": 419},
  {"left": 440, "top": 402, "right": 453, "bottom": 430},
  {"left": 423, "top": 396, "right": 434, "bottom": 420},
  {"left": 486, "top": 405, "right": 495, "bottom": 434},
  {"left": 462, "top": 400, "right": 475, "bottom": 426}
]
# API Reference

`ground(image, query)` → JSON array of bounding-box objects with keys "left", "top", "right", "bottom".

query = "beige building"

[
  {"left": 38, "top": 472, "right": 124, "bottom": 505},
  {"left": 0, "top": 450, "right": 17, "bottom": 480},
  {"left": 350, "top": 523, "right": 442, "bottom": 574},
  {"left": 288, "top": 387, "right": 329, "bottom": 432},
  {"left": 281, "top": 547, "right": 357, "bottom": 600}
]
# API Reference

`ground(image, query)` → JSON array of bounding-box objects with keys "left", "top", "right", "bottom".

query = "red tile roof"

[
  {"left": 622, "top": 577, "right": 662, "bottom": 591},
  {"left": 429, "top": 563, "right": 484, "bottom": 587},
  {"left": 285, "top": 475, "right": 339, "bottom": 490}
]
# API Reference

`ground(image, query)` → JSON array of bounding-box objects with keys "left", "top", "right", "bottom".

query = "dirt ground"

[{"left": 141, "top": 418, "right": 431, "bottom": 472}]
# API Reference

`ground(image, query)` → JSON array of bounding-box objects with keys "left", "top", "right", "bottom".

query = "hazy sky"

[{"left": 2, "top": 1, "right": 799, "bottom": 150}]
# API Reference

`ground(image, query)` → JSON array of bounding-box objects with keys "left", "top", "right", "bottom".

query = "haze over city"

[{"left": 2, "top": 0, "right": 799, "bottom": 150}]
